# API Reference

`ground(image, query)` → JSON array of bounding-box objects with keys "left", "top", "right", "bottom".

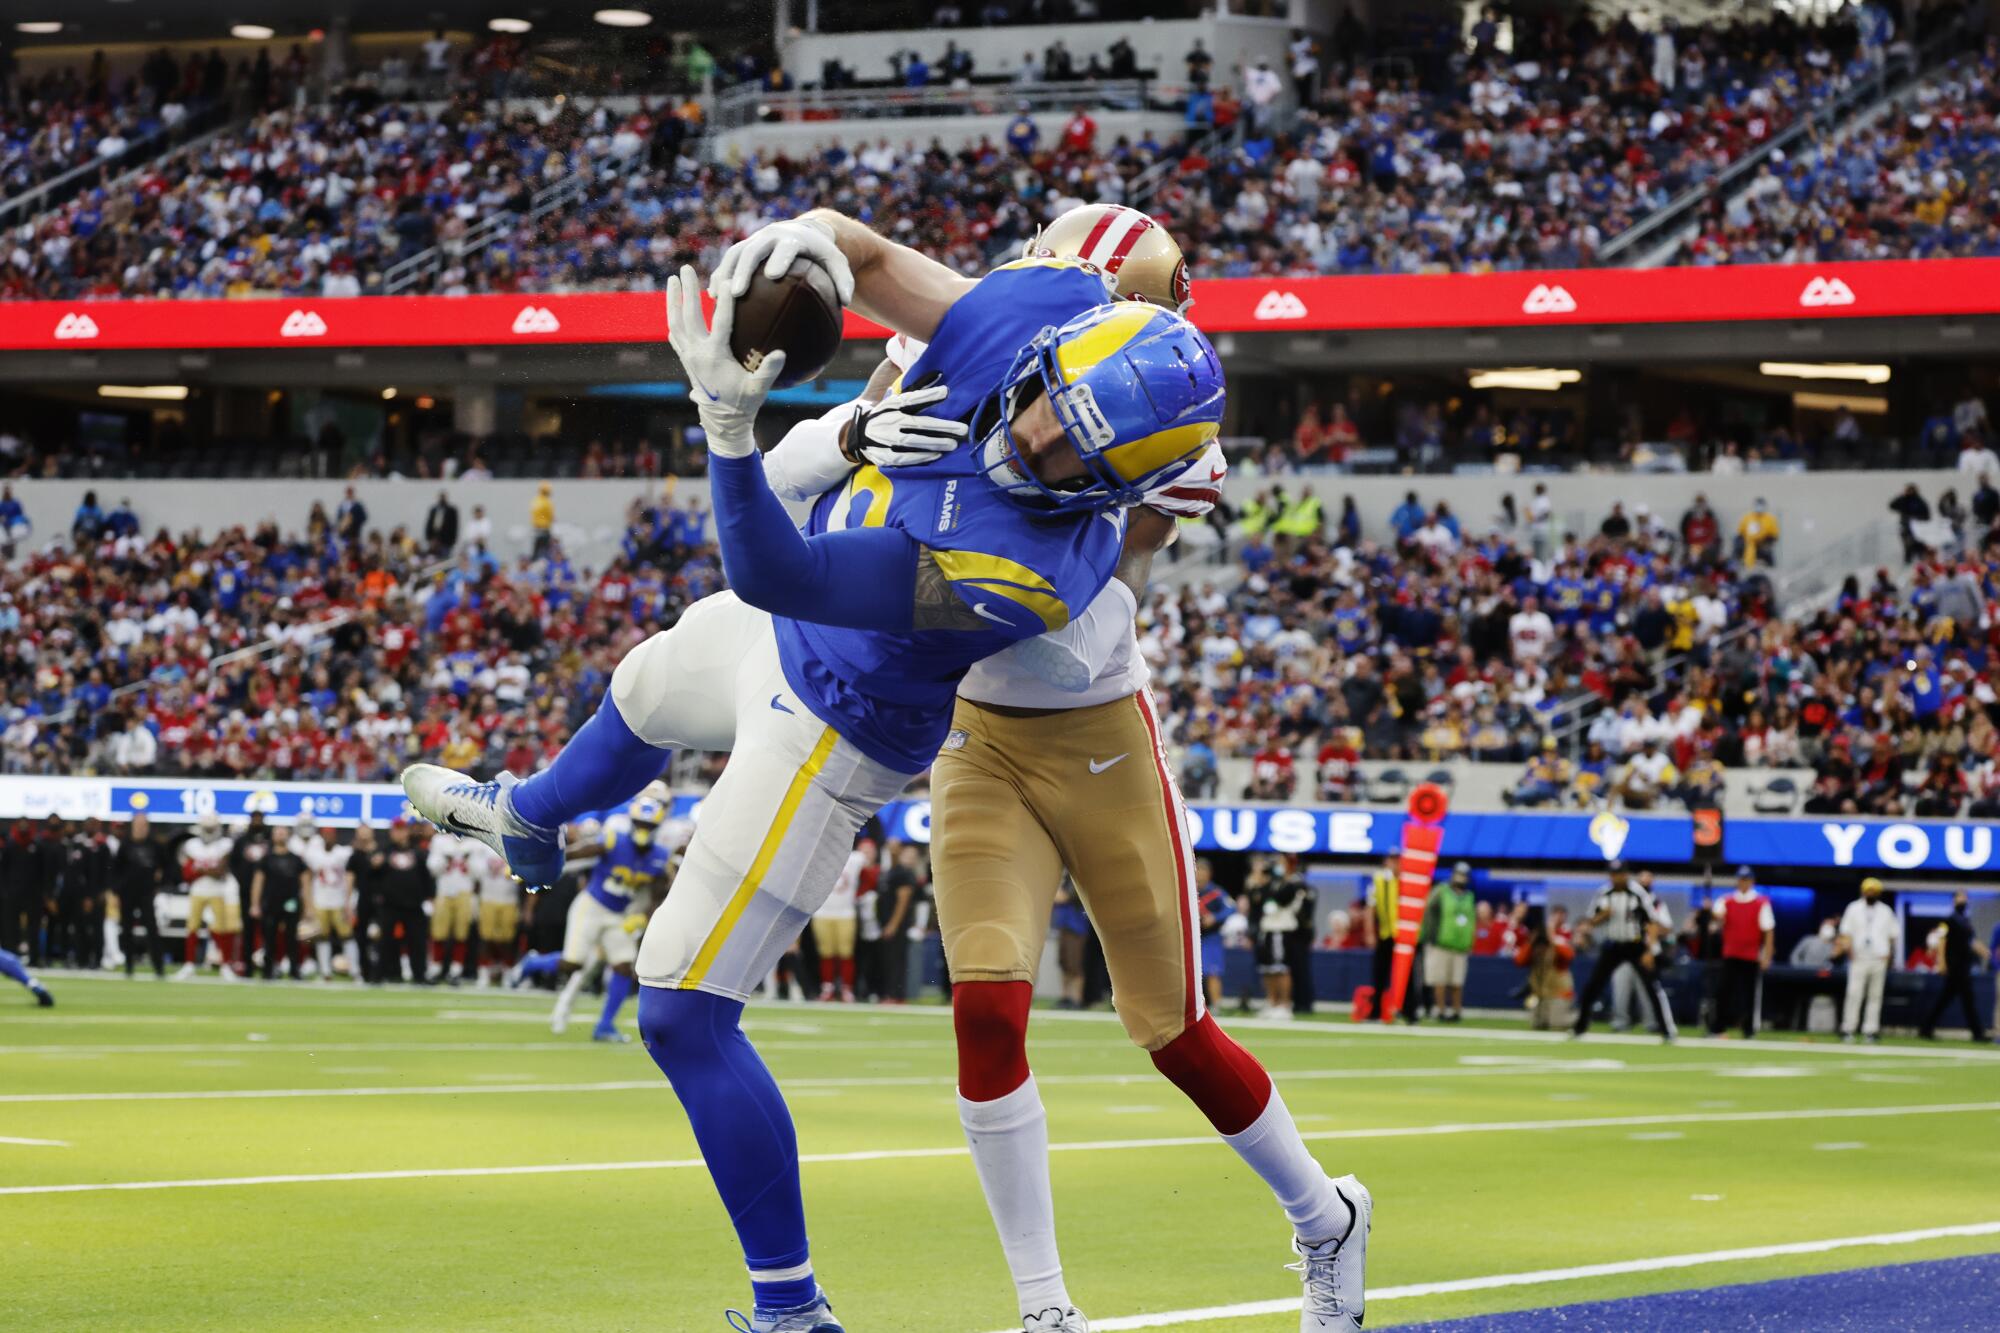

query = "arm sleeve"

[
  {"left": 761, "top": 402, "right": 857, "bottom": 503},
  {"left": 988, "top": 579, "right": 1136, "bottom": 694},
  {"left": 708, "top": 452, "right": 918, "bottom": 632}
]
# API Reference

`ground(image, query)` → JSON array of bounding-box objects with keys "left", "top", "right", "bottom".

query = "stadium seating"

[{"left": 2, "top": 10, "right": 1990, "bottom": 301}]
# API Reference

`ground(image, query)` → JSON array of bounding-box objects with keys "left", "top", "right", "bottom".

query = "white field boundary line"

[
  {"left": 4, "top": 1101, "right": 1997, "bottom": 1196},
  {"left": 1025, "top": 1219, "right": 2000, "bottom": 1332},
  {"left": 4, "top": 1057, "right": 1990, "bottom": 1104},
  {"left": 0, "top": 1136, "right": 69, "bottom": 1147},
  {"left": 25, "top": 974, "right": 2000, "bottom": 1060}
]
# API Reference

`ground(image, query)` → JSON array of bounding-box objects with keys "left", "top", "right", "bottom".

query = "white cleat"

[
  {"left": 400, "top": 764, "right": 565, "bottom": 887},
  {"left": 171, "top": 963, "right": 196, "bottom": 981},
  {"left": 216, "top": 966, "right": 240, "bottom": 983},
  {"left": 1023, "top": 1306, "right": 1090, "bottom": 1332},
  {"left": 1292, "top": 1174, "right": 1371, "bottom": 1330}
]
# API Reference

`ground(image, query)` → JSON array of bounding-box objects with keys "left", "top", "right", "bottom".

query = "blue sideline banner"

[
  {"left": 1725, "top": 817, "right": 2000, "bottom": 873},
  {"left": 41, "top": 776, "right": 1987, "bottom": 872},
  {"left": 872, "top": 799, "right": 1689, "bottom": 863}
]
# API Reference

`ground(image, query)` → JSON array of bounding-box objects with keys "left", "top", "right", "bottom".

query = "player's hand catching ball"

[
  {"left": 710, "top": 217, "right": 856, "bottom": 307},
  {"left": 846, "top": 382, "right": 968, "bottom": 469},
  {"left": 666, "top": 265, "right": 784, "bottom": 460}
]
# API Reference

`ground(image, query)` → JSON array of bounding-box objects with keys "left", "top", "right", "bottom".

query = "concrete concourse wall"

[{"left": 4, "top": 467, "right": 1948, "bottom": 573}]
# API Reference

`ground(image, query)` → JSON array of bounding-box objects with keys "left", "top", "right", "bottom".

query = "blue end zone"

[{"left": 1400, "top": 1253, "right": 2000, "bottom": 1331}]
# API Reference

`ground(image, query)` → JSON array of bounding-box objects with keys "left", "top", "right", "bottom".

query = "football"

[{"left": 728, "top": 255, "right": 844, "bottom": 390}]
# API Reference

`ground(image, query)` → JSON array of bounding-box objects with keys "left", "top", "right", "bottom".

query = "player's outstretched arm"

[
  {"left": 712, "top": 210, "right": 976, "bottom": 343},
  {"left": 669, "top": 266, "right": 923, "bottom": 631}
]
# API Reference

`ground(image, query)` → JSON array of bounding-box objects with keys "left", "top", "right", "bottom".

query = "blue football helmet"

[
  {"left": 625, "top": 794, "right": 668, "bottom": 847},
  {"left": 972, "top": 302, "right": 1225, "bottom": 511}
]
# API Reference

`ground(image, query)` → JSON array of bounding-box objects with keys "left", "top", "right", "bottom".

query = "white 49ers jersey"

[
  {"left": 473, "top": 843, "right": 519, "bottom": 906},
  {"left": 300, "top": 838, "right": 353, "bottom": 910},
  {"left": 958, "top": 441, "right": 1226, "bottom": 711},
  {"left": 426, "top": 833, "right": 481, "bottom": 898},
  {"left": 180, "top": 835, "right": 239, "bottom": 901}
]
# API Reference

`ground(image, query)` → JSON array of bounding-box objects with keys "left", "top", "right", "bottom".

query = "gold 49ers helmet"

[{"left": 1024, "top": 204, "right": 1191, "bottom": 313}]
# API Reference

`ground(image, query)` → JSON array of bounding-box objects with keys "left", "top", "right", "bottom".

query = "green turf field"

[{"left": 5, "top": 975, "right": 1999, "bottom": 1331}]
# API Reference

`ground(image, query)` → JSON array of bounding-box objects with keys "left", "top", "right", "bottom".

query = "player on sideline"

[
  {"left": 469, "top": 837, "right": 520, "bottom": 987},
  {"left": 511, "top": 788, "right": 677, "bottom": 1039},
  {"left": 403, "top": 230, "right": 1222, "bottom": 1332},
  {"left": 296, "top": 817, "right": 364, "bottom": 983},
  {"left": 761, "top": 204, "right": 1369, "bottom": 1333},
  {"left": 0, "top": 947, "right": 54, "bottom": 1006},
  {"left": 175, "top": 814, "right": 241, "bottom": 981},
  {"left": 425, "top": 830, "right": 481, "bottom": 984}
]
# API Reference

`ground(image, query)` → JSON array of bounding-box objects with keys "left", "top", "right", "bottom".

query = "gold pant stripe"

[{"left": 679, "top": 724, "right": 839, "bottom": 988}]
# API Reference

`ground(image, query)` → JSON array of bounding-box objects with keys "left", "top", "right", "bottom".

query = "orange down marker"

[{"left": 1381, "top": 782, "right": 1450, "bottom": 1021}]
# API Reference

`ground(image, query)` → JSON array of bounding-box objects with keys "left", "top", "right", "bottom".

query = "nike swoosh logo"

[
  {"left": 441, "top": 813, "right": 483, "bottom": 837},
  {"left": 770, "top": 694, "right": 795, "bottom": 714},
  {"left": 1089, "top": 753, "right": 1129, "bottom": 773},
  {"left": 970, "top": 602, "right": 1010, "bottom": 625},
  {"left": 1209, "top": 466, "right": 1225, "bottom": 481}
]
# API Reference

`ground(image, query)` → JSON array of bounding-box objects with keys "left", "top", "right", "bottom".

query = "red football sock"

[
  {"left": 1151, "top": 1013, "right": 1275, "bottom": 1136},
  {"left": 185, "top": 931, "right": 200, "bottom": 964},
  {"left": 819, "top": 958, "right": 834, "bottom": 987},
  {"left": 452, "top": 942, "right": 466, "bottom": 967},
  {"left": 839, "top": 957, "right": 855, "bottom": 990},
  {"left": 217, "top": 933, "right": 238, "bottom": 967},
  {"left": 953, "top": 979, "right": 1033, "bottom": 1102}
]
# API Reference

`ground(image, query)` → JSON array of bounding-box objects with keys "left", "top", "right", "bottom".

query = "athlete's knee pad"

[
  {"left": 953, "top": 979, "right": 1033, "bottom": 1102},
  {"left": 1150, "top": 1012, "right": 1273, "bottom": 1136}
]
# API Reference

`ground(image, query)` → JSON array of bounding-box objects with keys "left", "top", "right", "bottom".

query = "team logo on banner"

[
  {"left": 1521, "top": 283, "right": 1577, "bottom": 314},
  {"left": 1253, "top": 290, "right": 1308, "bottom": 320},
  {"left": 512, "top": 305, "right": 562, "bottom": 333},
  {"left": 1798, "top": 276, "right": 1856, "bottom": 307},
  {"left": 1587, "top": 810, "right": 1631, "bottom": 861},
  {"left": 54, "top": 312, "right": 100, "bottom": 339},
  {"left": 280, "top": 309, "right": 329, "bottom": 337}
]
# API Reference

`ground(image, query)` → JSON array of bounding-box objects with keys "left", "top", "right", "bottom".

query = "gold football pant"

[{"left": 930, "top": 691, "right": 1203, "bottom": 1051}]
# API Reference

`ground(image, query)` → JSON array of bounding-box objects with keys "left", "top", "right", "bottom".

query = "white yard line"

[
  {"left": 3, "top": 1101, "right": 1996, "bottom": 1196},
  {"left": 1, "top": 1056, "right": 1986, "bottom": 1104},
  {"left": 1020, "top": 1219, "right": 2000, "bottom": 1331},
  {"left": 0, "top": 1136, "right": 69, "bottom": 1147}
]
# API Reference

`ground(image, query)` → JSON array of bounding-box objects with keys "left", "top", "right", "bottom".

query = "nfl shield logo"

[{"left": 942, "top": 730, "right": 969, "bottom": 752}]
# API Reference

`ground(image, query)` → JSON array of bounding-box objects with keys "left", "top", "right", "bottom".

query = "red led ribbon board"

[{"left": 1, "top": 259, "right": 1995, "bottom": 352}]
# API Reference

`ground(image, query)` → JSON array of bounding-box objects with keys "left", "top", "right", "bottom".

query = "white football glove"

[
  {"left": 850, "top": 383, "right": 968, "bottom": 468},
  {"left": 710, "top": 216, "right": 857, "bottom": 307},
  {"left": 1143, "top": 439, "right": 1228, "bottom": 518},
  {"left": 665, "top": 264, "right": 783, "bottom": 459}
]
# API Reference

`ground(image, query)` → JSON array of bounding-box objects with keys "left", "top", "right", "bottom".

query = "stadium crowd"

[
  {"left": 1673, "top": 40, "right": 2000, "bottom": 266},
  {"left": 3, "top": 7, "right": 1994, "bottom": 301},
  {"left": 2, "top": 460, "right": 1996, "bottom": 826}
]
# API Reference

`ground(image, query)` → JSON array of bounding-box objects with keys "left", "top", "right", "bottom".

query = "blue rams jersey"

[
  {"left": 773, "top": 259, "right": 1127, "bottom": 774},
  {"left": 584, "top": 816, "right": 675, "bottom": 912}
]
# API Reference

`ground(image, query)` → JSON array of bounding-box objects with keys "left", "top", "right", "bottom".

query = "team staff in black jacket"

[{"left": 115, "top": 814, "right": 171, "bottom": 977}]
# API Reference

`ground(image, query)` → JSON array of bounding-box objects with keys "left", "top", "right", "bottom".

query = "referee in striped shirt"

[{"left": 1570, "top": 862, "right": 1677, "bottom": 1043}]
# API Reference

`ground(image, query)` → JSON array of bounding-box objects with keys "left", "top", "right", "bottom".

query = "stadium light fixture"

[
  {"left": 1793, "top": 391, "right": 1889, "bottom": 415},
  {"left": 231, "top": 23, "right": 275, "bottom": 40},
  {"left": 16, "top": 21, "right": 64, "bottom": 34},
  {"left": 593, "top": 8, "right": 653, "bottom": 26},
  {"left": 1467, "top": 368, "right": 1581, "bottom": 392},
  {"left": 489, "top": 17, "right": 532, "bottom": 33},
  {"left": 98, "top": 385, "right": 189, "bottom": 401},
  {"left": 1758, "top": 361, "right": 1891, "bottom": 384},
  {"left": 382, "top": 387, "right": 398, "bottom": 400}
]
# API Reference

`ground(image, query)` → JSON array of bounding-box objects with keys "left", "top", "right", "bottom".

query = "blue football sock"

[
  {"left": 517, "top": 951, "right": 561, "bottom": 979},
  {"left": 511, "top": 696, "right": 669, "bottom": 830},
  {"left": 596, "top": 970, "right": 635, "bottom": 1034},
  {"left": 638, "top": 986, "right": 818, "bottom": 1312},
  {"left": 0, "top": 948, "right": 30, "bottom": 989}
]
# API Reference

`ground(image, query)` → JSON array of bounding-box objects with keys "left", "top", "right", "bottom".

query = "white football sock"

[
  {"left": 316, "top": 940, "right": 333, "bottom": 977},
  {"left": 341, "top": 939, "right": 362, "bottom": 981},
  {"left": 552, "top": 969, "right": 587, "bottom": 1025},
  {"left": 958, "top": 1075, "right": 1071, "bottom": 1317},
  {"left": 1222, "top": 1087, "right": 1346, "bottom": 1244}
]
